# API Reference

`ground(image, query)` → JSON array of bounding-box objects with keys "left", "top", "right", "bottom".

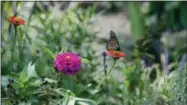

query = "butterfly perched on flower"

[
  {"left": 106, "top": 31, "right": 126, "bottom": 59},
  {"left": 106, "top": 31, "right": 120, "bottom": 51}
]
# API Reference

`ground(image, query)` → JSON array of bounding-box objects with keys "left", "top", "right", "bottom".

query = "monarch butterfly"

[
  {"left": 106, "top": 31, "right": 120, "bottom": 51},
  {"left": 106, "top": 31, "right": 126, "bottom": 58}
]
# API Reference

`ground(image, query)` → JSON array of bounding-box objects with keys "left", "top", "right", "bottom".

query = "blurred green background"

[{"left": 1, "top": 1, "right": 187, "bottom": 105}]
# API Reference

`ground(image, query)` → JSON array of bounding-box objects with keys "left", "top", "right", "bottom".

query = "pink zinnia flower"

[{"left": 53, "top": 52, "right": 81, "bottom": 75}]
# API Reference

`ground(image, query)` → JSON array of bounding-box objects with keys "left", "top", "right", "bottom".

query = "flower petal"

[{"left": 107, "top": 50, "right": 126, "bottom": 58}]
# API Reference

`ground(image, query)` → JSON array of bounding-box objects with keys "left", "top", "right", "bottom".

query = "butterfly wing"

[{"left": 106, "top": 31, "right": 120, "bottom": 51}]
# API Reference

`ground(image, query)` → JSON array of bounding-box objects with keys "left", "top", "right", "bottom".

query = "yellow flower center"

[
  {"left": 14, "top": 17, "right": 21, "bottom": 21},
  {"left": 66, "top": 56, "right": 70, "bottom": 60}
]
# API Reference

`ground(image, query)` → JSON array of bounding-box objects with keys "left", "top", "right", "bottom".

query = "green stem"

[
  {"left": 17, "top": 27, "right": 23, "bottom": 69},
  {"left": 11, "top": 25, "right": 17, "bottom": 71},
  {"left": 103, "top": 54, "right": 109, "bottom": 105},
  {"left": 54, "top": 72, "right": 57, "bottom": 80},
  {"left": 95, "top": 60, "right": 116, "bottom": 90}
]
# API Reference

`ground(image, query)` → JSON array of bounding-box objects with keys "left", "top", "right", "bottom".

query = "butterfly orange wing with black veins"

[{"left": 106, "top": 31, "right": 121, "bottom": 51}]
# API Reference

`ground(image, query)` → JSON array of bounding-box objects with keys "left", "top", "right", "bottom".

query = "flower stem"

[
  {"left": 11, "top": 25, "right": 17, "bottom": 71},
  {"left": 95, "top": 59, "right": 116, "bottom": 90},
  {"left": 103, "top": 52, "right": 109, "bottom": 105}
]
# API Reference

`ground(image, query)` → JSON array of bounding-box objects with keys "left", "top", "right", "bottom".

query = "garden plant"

[{"left": 1, "top": 1, "right": 187, "bottom": 105}]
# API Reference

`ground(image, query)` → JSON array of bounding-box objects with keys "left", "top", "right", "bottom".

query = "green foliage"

[
  {"left": 122, "top": 61, "right": 187, "bottom": 105},
  {"left": 144, "top": 1, "right": 187, "bottom": 32},
  {"left": 128, "top": 2, "right": 146, "bottom": 40},
  {"left": 168, "top": 64, "right": 187, "bottom": 105},
  {"left": 1, "top": 1, "right": 187, "bottom": 105},
  {"left": 128, "top": 1, "right": 186, "bottom": 65},
  {"left": 1, "top": 1, "right": 97, "bottom": 105},
  {"left": 81, "top": 58, "right": 91, "bottom": 64}
]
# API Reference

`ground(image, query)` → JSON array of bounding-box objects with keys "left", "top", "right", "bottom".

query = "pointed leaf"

[
  {"left": 70, "top": 97, "right": 97, "bottom": 105},
  {"left": 81, "top": 58, "right": 91, "bottom": 64},
  {"left": 40, "top": 46, "right": 55, "bottom": 59},
  {"left": 18, "top": 69, "right": 28, "bottom": 84},
  {"left": 44, "top": 78, "right": 57, "bottom": 84}
]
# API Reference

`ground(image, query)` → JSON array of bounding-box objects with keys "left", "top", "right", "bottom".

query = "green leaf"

[
  {"left": 18, "top": 68, "right": 28, "bottom": 84},
  {"left": 81, "top": 58, "right": 91, "bottom": 64},
  {"left": 53, "top": 88, "right": 69, "bottom": 97},
  {"left": 25, "top": 33, "right": 32, "bottom": 44},
  {"left": 68, "top": 97, "right": 97, "bottom": 105},
  {"left": 28, "top": 79, "right": 42, "bottom": 87},
  {"left": 9, "top": 72, "right": 20, "bottom": 78},
  {"left": 49, "top": 66, "right": 56, "bottom": 74},
  {"left": 11, "top": 80, "right": 24, "bottom": 89},
  {"left": 34, "top": 42, "right": 55, "bottom": 59},
  {"left": 40, "top": 46, "right": 55, "bottom": 59},
  {"left": 18, "top": 62, "right": 37, "bottom": 84},
  {"left": 89, "top": 89, "right": 100, "bottom": 95},
  {"left": 44, "top": 78, "right": 57, "bottom": 84}
]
